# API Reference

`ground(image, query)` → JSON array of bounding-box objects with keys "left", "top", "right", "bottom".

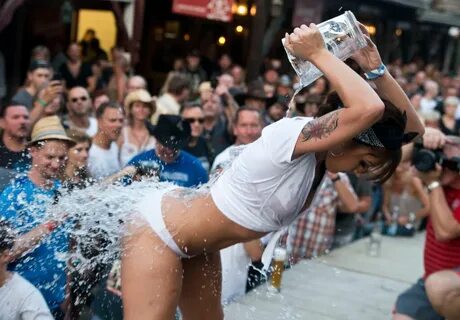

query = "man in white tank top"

[
  {"left": 88, "top": 102, "right": 124, "bottom": 180},
  {"left": 212, "top": 107, "right": 265, "bottom": 302}
]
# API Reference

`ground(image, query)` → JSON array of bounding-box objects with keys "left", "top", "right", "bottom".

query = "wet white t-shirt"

[
  {"left": 211, "top": 117, "right": 316, "bottom": 232},
  {"left": 0, "top": 273, "right": 53, "bottom": 320}
]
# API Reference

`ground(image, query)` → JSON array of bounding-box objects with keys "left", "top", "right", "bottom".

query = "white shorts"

[{"left": 136, "top": 187, "right": 192, "bottom": 259}]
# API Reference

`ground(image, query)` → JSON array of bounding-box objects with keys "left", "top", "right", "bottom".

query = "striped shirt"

[{"left": 424, "top": 186, "right": 460, "bottom": 278}]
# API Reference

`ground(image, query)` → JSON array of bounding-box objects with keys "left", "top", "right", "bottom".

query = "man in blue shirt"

[
  {"left": 0, "top": 116, "right": 75, "bottom": 318},
  {"left": 128, "top": 114, "right": 208, "bottom": 187}
]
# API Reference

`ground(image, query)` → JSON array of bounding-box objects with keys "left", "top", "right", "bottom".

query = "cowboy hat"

[
  {"left": 124, "top": 89, "right": 155, "bottom": 114},
  {"left": 149, "top": 114, "right": 191, "bottom": 149}
]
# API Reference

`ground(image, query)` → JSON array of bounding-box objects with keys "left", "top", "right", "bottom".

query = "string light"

[{"left": 218, "top": 36, "right": 226, "bottom": 45}]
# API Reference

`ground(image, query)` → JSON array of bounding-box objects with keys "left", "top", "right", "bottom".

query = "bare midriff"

[{"left": 161, "top": 191, "right": 267, "bottom": 256}]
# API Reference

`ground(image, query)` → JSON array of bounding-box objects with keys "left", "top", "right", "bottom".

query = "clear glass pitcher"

[{"left": 283, "top": 11, "right": 367, "bottom": 89}]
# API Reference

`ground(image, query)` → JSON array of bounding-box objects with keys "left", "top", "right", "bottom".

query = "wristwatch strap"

[
  {"left": 427, "top": 181, "right": 441, "bottom": 193},
  {"left": 364, "top": 64, "right": 386, "bottom": 80}
]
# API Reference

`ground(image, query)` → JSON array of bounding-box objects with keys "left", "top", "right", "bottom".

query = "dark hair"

[
  {"left": 180, "top": 101, "right": 202, "bottom": 114},
  {"left": 233, "top": 106, "right": 261, "bottom": 125},
  {"left": 167, "top": 75, "right": 191, "bottom": 96},
  {"left": 95, "top": 101, "right": 123, "bottom": 119},
  {"left": 0, "top": 101, "right": 27, "bottom": 118},
  {"left": 317, "top": 92, "right": 404, "bottom": 183},
  {"left": 0, "top": 220, "right": 14, "bottom": 253},
  {"left": 66, "top": 128, "right": 92, "bottom": 146}
]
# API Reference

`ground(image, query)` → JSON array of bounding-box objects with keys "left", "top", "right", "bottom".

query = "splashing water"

[{"left": 52, "top": 178, "right": 211, "bottom": 274}]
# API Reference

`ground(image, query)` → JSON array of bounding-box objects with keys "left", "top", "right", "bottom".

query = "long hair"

[{"left": 317, "top": 92, "right": 404, "bottom": 183}]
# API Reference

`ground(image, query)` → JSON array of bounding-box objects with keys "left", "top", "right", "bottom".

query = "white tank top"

[
  {"left": 119, "top": 127, "right": 156, "bottom": 166},
  {"left": 210, "top": 117, "right": 316, "bottom": 232}
]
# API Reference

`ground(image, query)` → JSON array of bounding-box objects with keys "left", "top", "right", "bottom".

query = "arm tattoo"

[{"left": 301, "top": 111, "right": 339, "bottom": 142}]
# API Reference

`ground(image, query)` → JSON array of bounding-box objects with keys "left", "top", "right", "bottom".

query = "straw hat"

[
  {"left": 28, "top": 116, "right": 75, "bottom": 146},
  {"left": 124, "top": 89, "right": 155, "bottom": 114}
]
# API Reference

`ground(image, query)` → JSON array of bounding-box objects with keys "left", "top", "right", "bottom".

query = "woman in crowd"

[
  {"left": 382, "top": 158, "right": 429, "bottom": 236},
  {"left": 118, "top": 89, "right": 156, "bottom": 166},
  {"left": 121, "top": 23, "right": 424, "bottom": 319},
  {"left": 63, "top": 129, "right": 92, "bottom": 188},
  {"left": 181, "top": 102, "right": 213, "bottom": 172},
  {"left": 439, "top": 96, "right": 460, "bottom": 136}
]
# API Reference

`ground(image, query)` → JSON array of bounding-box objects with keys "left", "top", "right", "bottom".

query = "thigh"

[
  {"left": 426, "top": 270, "right": 460, "bottom": 311},
  {"left": 121, "top": 225, "right": 183, "bottom": 320},
  {"left": 395, "top": 279, "right": 444, "bottom": 320},
  {"left": 179, "top": 252, "right": 224, "bottom": 320}
]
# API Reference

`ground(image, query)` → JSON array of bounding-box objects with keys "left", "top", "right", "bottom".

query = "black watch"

[{"left": 331, "top": 175, "right": 341, "bottom": 182}]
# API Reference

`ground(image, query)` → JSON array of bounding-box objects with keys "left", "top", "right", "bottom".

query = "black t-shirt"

[
  {"left": 183, "top": 137, "right": 213, "bottom": 172},
  {"left": 203, "top": 116, "right": 234, "bottom": 156},
  {"left": 59, "top": 62, "right": 93, "bottom": 89},
  {"left": 439, "top": 118, "right": 460, "bottom": 136},
  {"left": 0, "top": 138, "right": 31, "bottom": 172}
]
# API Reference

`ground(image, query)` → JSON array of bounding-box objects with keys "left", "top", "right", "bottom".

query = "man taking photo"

[{"left": 393, "top": 128, "right": 460, "bottom": 320}]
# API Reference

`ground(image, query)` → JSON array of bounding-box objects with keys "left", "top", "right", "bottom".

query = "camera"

[{"left": 412, "top": 143, "right": 460, "bottom": 173}]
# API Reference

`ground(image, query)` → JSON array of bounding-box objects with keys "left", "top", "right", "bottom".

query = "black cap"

[
  {"left": 28, "top": 60, "right": 51, "bottom": 72},
  {"left": 151, "top": 115, "right": 191, "bottom": 149}
]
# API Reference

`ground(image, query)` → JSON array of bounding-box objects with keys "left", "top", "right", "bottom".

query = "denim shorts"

[{"left": 394, "top": 278, "right": 444, "bottom": 320}]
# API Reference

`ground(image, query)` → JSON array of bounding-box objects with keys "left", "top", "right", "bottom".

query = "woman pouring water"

[{"left": 121, "top": 23, "right": 424, "bottom": 319}]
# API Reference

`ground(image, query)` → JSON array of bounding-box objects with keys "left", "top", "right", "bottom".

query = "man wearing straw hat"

[{"left": 0, "top": 115, "right": 75, "bottom": 319}]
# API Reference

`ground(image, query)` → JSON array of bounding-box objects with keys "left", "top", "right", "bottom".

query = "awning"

[
  {"left": 418, "top": 10, "right": 460, "bottom": 27},
  {"left": 376, "top": 0, "right": 431, "bottom": 9},
  {"left": 432, "top": 0, "right": 460, "bottom": 13}
]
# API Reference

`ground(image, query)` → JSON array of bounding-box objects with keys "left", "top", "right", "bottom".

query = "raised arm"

[
  {"left": 284, "top": 24, "right": 384, "bottom": 157},
  {"left": 350, "top": 23, "right": 424, "bottom": 138}
]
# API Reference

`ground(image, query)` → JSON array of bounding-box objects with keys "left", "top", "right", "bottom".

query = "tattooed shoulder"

[{"left": 301, "top": 111, "right": 339, "bottom": 142}]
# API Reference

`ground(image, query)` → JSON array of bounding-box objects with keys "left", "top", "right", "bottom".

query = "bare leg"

[
  {"left": 426, "top": 270, "right": 460, "bottom": 319},
  {"left": 122, "top": 225, "right": 183, "bottom": 320},
  {"left": 179, "top": 252, "right": 224, "bottom": 320}
]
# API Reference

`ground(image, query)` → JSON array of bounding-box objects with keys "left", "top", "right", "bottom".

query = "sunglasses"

[
  {"left": 184, "top": 117, "right": 204, "bottom": 124},
  {"left": 70, "top": 96, "right": 88, "bottom": 103}
]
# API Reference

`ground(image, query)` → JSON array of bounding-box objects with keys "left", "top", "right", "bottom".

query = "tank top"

[{"left": 210, "top": 117, "right": 316, "bottom": 232}]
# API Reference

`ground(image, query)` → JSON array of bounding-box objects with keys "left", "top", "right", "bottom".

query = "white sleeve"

[
  {"left": 261, "top": 117, "right": 313, "bottom": 166},
  {"left": 20, "top": 290, "right": 54, "bottom": 320}
]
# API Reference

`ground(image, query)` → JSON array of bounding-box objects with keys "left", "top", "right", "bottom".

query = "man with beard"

[
  {"left": 88, "top": 102, "right": 124, "bottom": 180},
  {"left": 0, "top": 102, "right": 31, "bottom": 172}
]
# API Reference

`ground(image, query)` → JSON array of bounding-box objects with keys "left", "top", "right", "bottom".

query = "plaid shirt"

[{"left": 286, "top": 174, "right": 355, "bottom": 262}]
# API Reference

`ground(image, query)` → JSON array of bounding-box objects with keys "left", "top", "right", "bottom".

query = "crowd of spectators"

[{"left": 0, "top": 31, "right": 459, "bottom": 319}]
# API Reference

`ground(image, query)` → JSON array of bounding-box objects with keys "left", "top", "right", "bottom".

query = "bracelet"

[
  {"left": 426, "top": 181, "right": 441, "bottom": 193},
  {"left": 364, "top": 64, "right": 386, "bottom": 80},
  {"left": 331, "top": 175, "right": 341, "bottom": 182},
  {"left": 43, "top": 220, "right": 58, "bottom": 232},
  {"left": 37, "top": 99, "right": 48, "bottom": 108}
]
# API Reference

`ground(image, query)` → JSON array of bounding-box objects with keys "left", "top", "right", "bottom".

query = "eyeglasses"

[
  {"left": 184, "top": 117, "right": 204, "bottom": 124},
  {"left": 70, "top": 96, "right": 88, "bottom": 103}
]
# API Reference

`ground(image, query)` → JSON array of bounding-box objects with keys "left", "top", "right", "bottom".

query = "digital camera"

[{"left": 412, "top": 143, "right": 460, "bottom": 173}]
